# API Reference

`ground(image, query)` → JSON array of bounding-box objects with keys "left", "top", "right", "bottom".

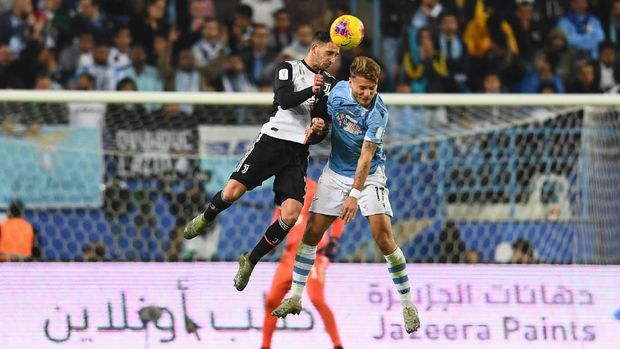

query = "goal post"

[{"left": 0, "top": 91, "right": 618, "bottom": 264}]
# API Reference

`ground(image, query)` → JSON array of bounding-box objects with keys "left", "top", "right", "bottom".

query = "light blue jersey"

[{"left": 327, "top": 81, "right": 388, "bottom": 178}]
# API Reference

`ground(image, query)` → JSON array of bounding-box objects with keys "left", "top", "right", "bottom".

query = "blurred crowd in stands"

[{"left": 1, "top": 0, "right": 619, "bottom": 95}]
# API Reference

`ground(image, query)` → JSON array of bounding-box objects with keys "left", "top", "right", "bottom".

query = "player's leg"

[
  {"left": 234, "top": 143, "right": 306, "bottom": 291},
  {"left": 273, "top": 167, "right": 349, "bottom": 316},
  {"left": 234, "top": 198, "right": 302, "bottom": 291},
  {"left": 261, "top": 259, "right": 293, "bottom": 349},
  {"left": 185, "top": 134, "right": 274, "bottom": 240},
  {"left": 272, "top": 212, "right": 336, "bottom": 317},
  {"left": 367, "top": 214, "right": 420, "bottom": 334},
  {"left": 359, "top": 171, "right": 420, "bottom": 333},
  {"left": 183, "top": 179, "right": 246, "bottom": 239},
  {"left": 306, "top": 255, "right": 343, "bottom": 349}
]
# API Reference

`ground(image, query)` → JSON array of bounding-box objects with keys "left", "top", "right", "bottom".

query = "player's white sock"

[
  {"left": 291, "top": 242, "right": 317, "bottom": 298},
  {"left": 385, "top": 247, "right": 413, "bottom": 308}
]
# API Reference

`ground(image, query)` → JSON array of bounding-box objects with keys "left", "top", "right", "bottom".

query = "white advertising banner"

[{"left": 1, "top": 263, "right": 619, "bottom": 348}]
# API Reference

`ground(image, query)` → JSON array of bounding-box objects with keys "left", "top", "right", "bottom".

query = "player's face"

[
  {"left": 349, "top": 75, "right": 377, "bottom": 107},
  {"left": 313, "top": 42, "right": 340, "bottom": 71}
]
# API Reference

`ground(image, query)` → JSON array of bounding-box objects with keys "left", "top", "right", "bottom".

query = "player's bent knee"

[
  {"left": 222, "top": 180, "right": 247, "bottom": 202},
  {"left": 280, "top": 203, "right": 302, "bottom": 226},
  {"left": 375, "top": 235, "right": 397, "bottom": 254}
]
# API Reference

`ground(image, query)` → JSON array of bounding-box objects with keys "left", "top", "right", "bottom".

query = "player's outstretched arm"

[{"left": 340, "top": 140, "right": 377, "bottom": 223}]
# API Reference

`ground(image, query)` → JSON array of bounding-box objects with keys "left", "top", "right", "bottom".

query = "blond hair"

[{"left": 349, "top": 56, "right": 381, "bottom": 83}]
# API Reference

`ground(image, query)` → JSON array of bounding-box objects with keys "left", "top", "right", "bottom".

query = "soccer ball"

[{"left": 329, "top": 14, "right": 364, "bottom": 50}]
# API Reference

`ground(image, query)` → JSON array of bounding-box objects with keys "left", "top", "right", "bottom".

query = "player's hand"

[
  {"left": 312, "top": 73, "right": 325, "bottom": 95},
  {"left": 310, "top": 117, "right": 325, "bottom": 134},
  {"left": 340, "top": 197, "right": 358, "bottom": 223}
]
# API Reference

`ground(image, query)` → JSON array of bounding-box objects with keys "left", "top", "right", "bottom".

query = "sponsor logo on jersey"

[{"left": 336, "top": 112, "right": 362, "bottom": 135}]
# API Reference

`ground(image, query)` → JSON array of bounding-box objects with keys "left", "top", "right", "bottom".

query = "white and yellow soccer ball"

[{"left": 329, "top": 14, "right": 365, "bottom": 50}]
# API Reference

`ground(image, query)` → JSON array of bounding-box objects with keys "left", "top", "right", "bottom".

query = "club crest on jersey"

[{"left": 336, "top": 112, "right": 362, "bottom": 135}]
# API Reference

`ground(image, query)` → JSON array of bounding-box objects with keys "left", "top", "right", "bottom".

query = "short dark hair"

[
  {"left": 312, "top": 31, "right": 332, "bottom": 44},
  {"left": 235, "top": 4, "right": 253, "bottom": 19},
  {"left": 116, "top": 77, "right": 137, "bottom": 91},
  {"left": 512, "top": 238, "right": 534, "bottom": 257},
  {"left": 8, "top": 200, "right": 24, "bottom": 217},
  {"left": 273, "top": 8, "right": 288, "bottom": 18}
]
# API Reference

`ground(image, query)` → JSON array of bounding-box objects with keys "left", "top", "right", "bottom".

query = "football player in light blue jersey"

[
  {"left": 273, "top": 56, "right": 421, "bottom": 334},
  {"left": 326, "top": 74, "right": 388, "bottom": 179}
]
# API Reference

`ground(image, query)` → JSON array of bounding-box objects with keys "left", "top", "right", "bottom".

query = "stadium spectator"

[
  {"left": 175, "top": 0, "right": 216, "bottom": 50},
  {"left": 68, "top": 72, "right": 106, "bottom": 127},
  {"left": 83, "top": 241, "right": 107, "bottom": 261},
  {"left": 108, "top": 25, "right": 132, "bottom": 70},
  {"left": 241, "top": 23, "right": 277, "bottom": 89},
  {"left": 566, "top": 60, "right": 602, "bottom": 93},
  {"left": 400, "top": 27, "right": 449, "bottom": 93},
  {"left": 438, "top": 11, "right": 470, "bottom": 92},
  {"left": 558, "top": 0, "right": 605, "bottom": 59},
  {"left": 464, "top": 249, "right": 482, "bottom": 263},
  {"left": 517, "top": 51, "right": 565, "bottom": 93},
  {"left": 211, "top": 52, "right": 256, "bottom": 92},
  {"left": 270, "top": 8, "right": 293, "bottom": 53},
  {"left": 67, "top": 0, "right": 109, "bottom": 43},
  {"left": 511, "top": 238, "right": 536, "bottom": 264},
  {"left": 34, "top": 0, "right": 69, "bottom": 51},
  {"left": 538, "top": 80, "right": 560, "bottom": 94},
  {"left": 36, "top": 46, "right": 64, "bottom": 87},
  {"left": 105, "top": 77, "right": 148, "bottom": 129},
  {"left": 380, "top": 0, "right": 414, "bottom": 91},
  {"left": 281, "top": 23, "right": 313, "bottom": 60},
  {"left": 595, "top": 41, "right": 620, "bottom": 92},
  {"left": 410, "top": 0, "right": 444, "bottom": 34},
  {"left": 0, "top": 43, "right": 24, "bottom": 88},
  {"left": 130, "top": 0, "right": 169, "bottom": 62},
  {"left": 0, "top": 200, "right": 35, "bottom": 262},
  {"left": 0, "top": 0, "right": 34, "bottom": 55},
  {"left": 602, "top": 0, "right": 620, "bottom": 47},
  {"left": 542, "top": 27, "right": 584, "bottom": 85},
  {"left": 508, "top": 0, "right": 546, "bottom": 63},
  {"left": 59, "top": 30, "right": 95, "bottom": 85},
  {"left": 75, "top": 41, "right": 117, "bottom": 90},
  {"left": 192, "top": 18, "right": 228, "bottom": 70},
  {"left": 228, "top": 4, "right": 254, "bottom": 52},
  {"left": 117, "top": 44, "right": 163, "bottom": 98},
  {"left": 169, "top": 48, "right": 207, "bottom": 114}
]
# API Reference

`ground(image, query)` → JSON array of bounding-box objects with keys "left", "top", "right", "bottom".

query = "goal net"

[{"left": 0, "top": 92, "right": 618, "bottom": 264}]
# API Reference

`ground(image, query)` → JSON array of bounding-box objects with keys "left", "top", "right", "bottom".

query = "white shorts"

[{"left": 310, "top": 165, "right": 393, "bottom": 217}]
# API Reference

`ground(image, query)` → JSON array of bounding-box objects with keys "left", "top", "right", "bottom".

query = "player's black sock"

[
  {"left": 202, "top": 190, "right": 232, "bottom": 221},
  {"left": 248, "top": 216, "right": 292, "bottom": 264}
]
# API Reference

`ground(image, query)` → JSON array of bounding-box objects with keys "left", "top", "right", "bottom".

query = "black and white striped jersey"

[{"left": 260, "top": 59, "right": 337, "bottom": 144}]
